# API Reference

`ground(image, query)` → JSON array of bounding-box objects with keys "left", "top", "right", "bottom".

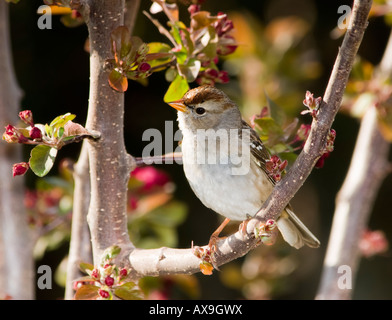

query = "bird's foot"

[{"left": 207, "top": 234, "right": 227, "bottom": 254}]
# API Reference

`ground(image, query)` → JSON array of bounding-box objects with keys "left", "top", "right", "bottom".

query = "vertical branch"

[
  {"left": 65, "top": 143, "right": 92, "bottom": 299},
  {"left": 316, "top": 30, "right": 392, "bottom": 300},
  {"left": 81, "top": 0, "right": 135, "bottom": 264},
  {"left": 65, "top": 0, "right": 142, "bottom": 298},
  {"left": 0, "top": 1, "right": 34, "bottom": 299}
]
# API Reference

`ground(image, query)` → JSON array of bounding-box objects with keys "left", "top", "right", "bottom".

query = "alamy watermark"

[
  {"left": 142, "top": 121, "right": 251, "bottom": 175},
  {"left": 337, "top": 5, "right": 352, "bottom": 30},
  {"left": 37, "top": 265, "right": 52, "bottom": 290},
  {"left": 337, "top": 264, "right": 352, "bottom": 290},
  {"left": 37, "top": 5, "right": 52, "bottom": 30}
]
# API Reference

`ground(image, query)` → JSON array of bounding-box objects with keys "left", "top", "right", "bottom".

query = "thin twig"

[
  {"left": 134, "top": 152, "right": 183, "bottom": 167},
  {"left": 143, "top": 10, "right": 177, "bottom": 47}
]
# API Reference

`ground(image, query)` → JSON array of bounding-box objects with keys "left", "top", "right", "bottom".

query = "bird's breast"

[{"left": 180, "top": 133, "right": 273, "bottom": 221}]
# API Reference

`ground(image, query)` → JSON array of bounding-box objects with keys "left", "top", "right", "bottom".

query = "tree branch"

[
  {"left": 80, "top": 0, "right": 135, "bottom": 263},
  {"left": 65, "top": 143, "right": 92, "bottom": 299},
  {"left": 316, "top": 28, "right": 392, "bottom": 300},
  {"left": 126, "top": 0, "right": 373, "bottom": 277},
  {"left": 0, "top": 1, "right": 34, "bottom": 299},
  {"left": 65, "top": 0, "right": 143, "bottom": 298}
]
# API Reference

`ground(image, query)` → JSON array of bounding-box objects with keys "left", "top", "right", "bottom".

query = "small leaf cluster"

[
  {"left": 250, "top": 90, "right": 336, "bottom": 170},
  {"left": 106, "top": 0, "right": 237, "bottom": 102},
  {"left": 74, "top": 246, "right": 144, "bottom": 300},
  {"left": 253, "top": 219, "right": 278, "bottom": 246},
  {"left": 106, "top": 27, "right": 155, "bottom": 92},
  {"left": 2, "top": 111, "right": 99, "bottom": 177},
  {"left": 250, "top": 102, "right": 300, "bottom": 164},
  {"left": 192, "top": 243, "right": 215, "bottom": 276}
]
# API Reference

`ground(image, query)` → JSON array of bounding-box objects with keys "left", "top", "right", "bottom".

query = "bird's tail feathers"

[{"left": 276, "top": 207, "right": 320, "bottom": 249}]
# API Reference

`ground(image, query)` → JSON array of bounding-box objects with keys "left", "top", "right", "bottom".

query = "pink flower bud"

[
  {"left": 205, "top": 68, "right": 219, "bottom": 78},
  {"left": 29, "top": 127, "right": 42, "bottom": 140},
  {"left": 119, "top": 268, "right": 128, "bottom": 277},
  {"left": 265, "top": 219, "right": 277, "bottom": 231},
  {"left": 13, "top": 162, "right": 29, "bottom": 177},
  {"left": 71, "top": 9, "right": 81, "bottom": 19},
  {"left": 104, "top": 276, "right": 114, "bottom": 287},
  {"left": 3, "top": 125, "right": 19, "bottom": 143},
  {"left": 218, "top": 70, "right": 229, "bottom": 83},
  {"left": 138, "top": 62, "right": 151, "bottom": 73},
  {"left": 359, "top": 229, "right": 388, "bottom": 258},
  {"left": 19, "top": 110, "right": 34, "bottom": 126},
  {"left": 91, "top": 268, "right": 100, "bottom": 280},
  {"left": 4, "top": 125, "right": 28, "bottom": 144},
  {"left": 221, "top": 20, "right": 234, "bottom": 34},
  {"left": 98, "top": 289, "right": 110, "bottom": 299},
  {"left": 315, "top": 152, "right": 330, "bottom": 169},
  {"left": 303, "top": 91, "right": 322, "bottom": 110}
]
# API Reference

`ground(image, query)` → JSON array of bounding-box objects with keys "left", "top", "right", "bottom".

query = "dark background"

[{"left": 7, "top": 0, "right": 392, "bottom": 299}]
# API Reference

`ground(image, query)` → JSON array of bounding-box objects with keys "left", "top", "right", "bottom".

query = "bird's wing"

[{"left": 240, "top": 120, "right": 276, "bottom": 186}]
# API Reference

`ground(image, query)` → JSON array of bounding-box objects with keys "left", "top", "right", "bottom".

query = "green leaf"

[
  {"left": 74, "top": 284, "right": 100, "bottom": 300},
  {"left": 178, "top": 59, "right": 201, "bottom": 82},
  {"left": 147, "top": 42, "right": 172, "bottom": 54},
  {"left": 29, "top": 145, "right": 58, "bottom": 177},
  {"left": 49, "top": 113, "right": 76, "bottom": 129},
  {"left": 49, "top": 113, "right": 76, "bottom": 138},
  {"left": 146, "top": 42, "right": 174, "bottom": 70},
  {"left": 200, "top": 27, "right": 218, "bottom": 59},
  {"left": 58, "top": 126, "right": 64, "bottom": 138},
  {"left": 170, "top": 23, "right": 183, "bottom": 47},
  {"left": 279, "top": 152, "right": 298, "bottom": 164},
  {"left": 111, "top": 26, "right": 132, "bottom": 60},
  {"left": 45, "top": 124, "right": 52, "bottom": 137},
  {"left": 191, "top": 11, "right": 221, "bottom": 30},
  {"left": 79, "top": 262, "right": 94, "bottom": 274},
  {"left": 108, "top": 69, "right": 128, "bottom": 92},
  {"left": 164, "top": 74, "right": 189, "bottom": 103},
  {"left": 101, "top": 245, "right": 121, "bottom": 262},
  {"left": 114, "top": 282, "right": 144, "bottom": 300},
  {"left": 173, "top": 50, "right": 188, "bottom": 65},
  {"left": 175, "top": 21, "right": 194, "bottom": 54},
  {"left": 254, "top": 117, "right": 283, "bottom": 141}
]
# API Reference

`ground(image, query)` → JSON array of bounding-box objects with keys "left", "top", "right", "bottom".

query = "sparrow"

[{"left": 168, "top": 85, "right": 320, "bottom": 249}]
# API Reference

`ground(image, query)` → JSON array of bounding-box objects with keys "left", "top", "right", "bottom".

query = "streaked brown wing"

[{"left": 241, "top": 120, "right": 276, "bottom": 186}]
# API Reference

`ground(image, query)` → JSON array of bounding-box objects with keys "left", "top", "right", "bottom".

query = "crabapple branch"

[
  {"left": 316, "top": 28, "right": 392, "bottom": 300},
  {"left": 77, "top": 0, "right": 136, "bottom": 264},
  {"left": 126, "top": 0, "right": 373, "bottom": 276}
]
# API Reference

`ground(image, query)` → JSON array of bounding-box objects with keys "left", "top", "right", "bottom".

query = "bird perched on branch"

[{"left": 168, "top": 85, "right": 320, "bottom": 250}]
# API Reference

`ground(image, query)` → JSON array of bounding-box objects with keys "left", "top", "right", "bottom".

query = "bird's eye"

[{"left": 195, "top": 107, "right": 206, "bottom": 115}]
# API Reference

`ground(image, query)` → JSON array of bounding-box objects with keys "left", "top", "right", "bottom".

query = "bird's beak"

[{"left": 168, "top": 100, "right": 189, "bottom": 113}]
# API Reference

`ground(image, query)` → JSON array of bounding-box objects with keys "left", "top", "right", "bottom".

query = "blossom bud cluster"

[
  {"left": 2, "top": 110, "right": 44, "bottom": 177},
  {"left": 302, "top": 91, "right": 322, "bottom": 118},
  {"left": 265, "top": 155, "right": 288, "bottom": 182}
]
